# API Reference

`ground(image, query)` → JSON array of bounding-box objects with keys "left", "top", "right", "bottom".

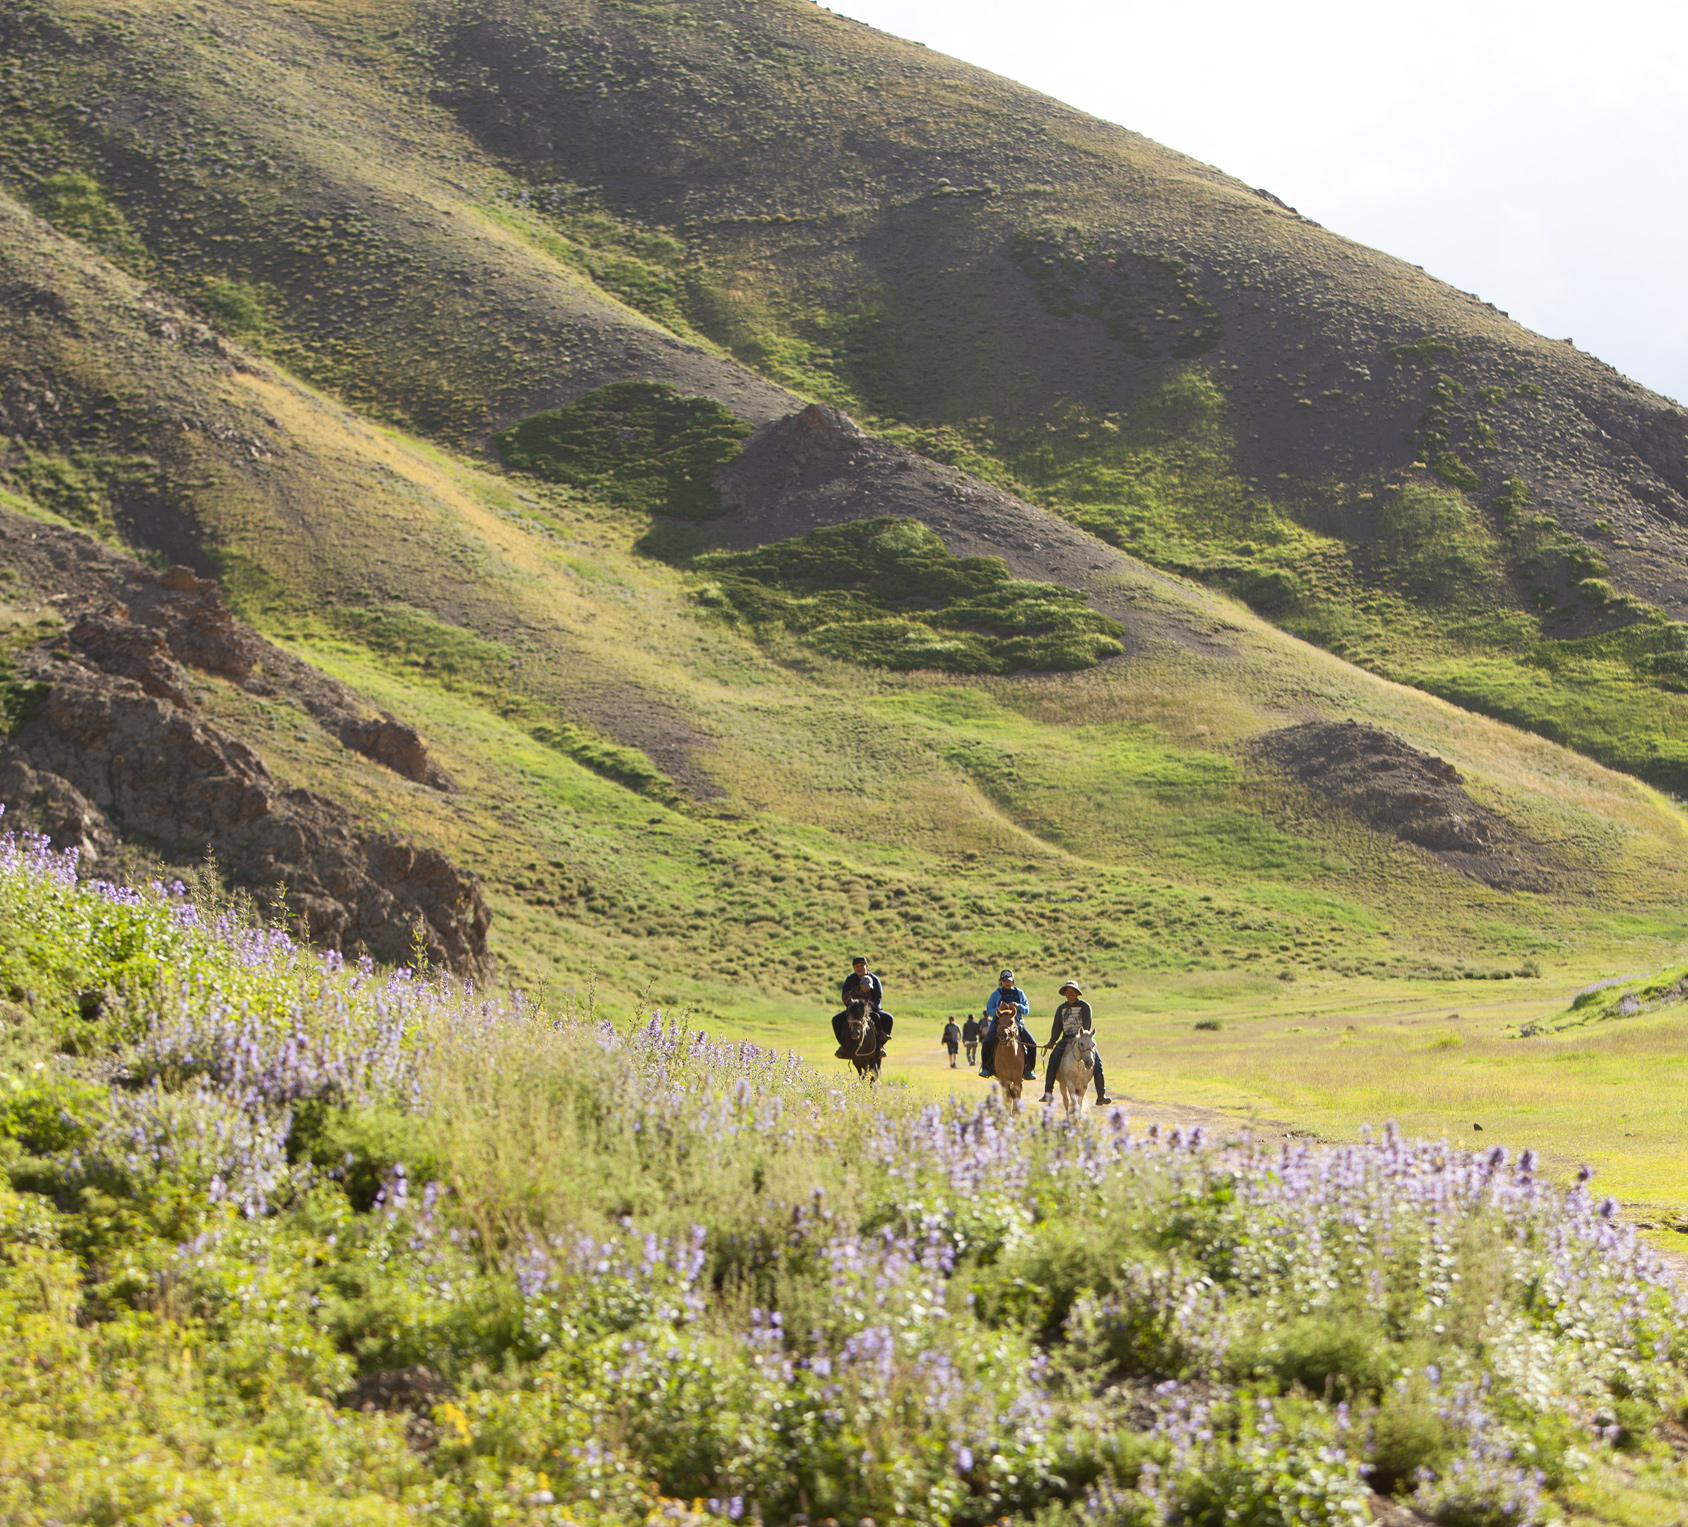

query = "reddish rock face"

[
  {"left": 0, "top": 510, "right": 489, "bottom": 978},
  {"left": 2, "top": 652, "right": 492, "bottom": 976}
]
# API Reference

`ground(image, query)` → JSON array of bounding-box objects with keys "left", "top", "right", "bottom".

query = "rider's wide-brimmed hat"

[
  {"left": 999, "top": 969, "right": 1015, "bottom": 981},
  {"left": 1057, "top": 979, "right": 1084, "bottom": 994}
]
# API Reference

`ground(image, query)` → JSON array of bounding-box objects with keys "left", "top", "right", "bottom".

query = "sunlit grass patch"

[{"left": 693, "top": 516, "right": 1123, "bottom": 674}]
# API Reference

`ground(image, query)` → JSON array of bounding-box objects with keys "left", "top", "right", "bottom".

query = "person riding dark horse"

[
  {"left": 977, "top": 969, "right": 1037, "bottom": 1081},
  {"left": 833, "top": 956, "right": 894, "bottom": 1059},
  {"left": 1040, "top": 980, "right": 1113, "bottom": 1106}
]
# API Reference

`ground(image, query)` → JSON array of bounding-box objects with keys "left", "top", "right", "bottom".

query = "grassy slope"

[
  {"left": 403, "top": 0, "right": 1688, "bottom": 795},
  {"left": 3, "top": 0, "right": 1688, "bottom": 797},
  {"left": 6, "top": 857, "right": 1688, "bottom": 1527}
]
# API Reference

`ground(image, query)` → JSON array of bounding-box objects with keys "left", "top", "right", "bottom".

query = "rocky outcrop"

[
  {"left": 0, "top": 508, "right": 490, "bottom": 977},
  {"left": 0, "top": 509, "right": 454, "bottom": 788},
  {"left": 1253, "top": 721, "right": 1548, "bottom": 891},
  {"left": 1, "top": 645, "right": 491, "bottom": 976},
  {"left": 124, "top": 562, "right": 456, "bottom": 790}
]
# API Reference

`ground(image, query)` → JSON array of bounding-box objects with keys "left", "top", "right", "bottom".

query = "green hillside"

[
  {"left": 0, "top": 0, "right": 1679, "bottom": 1106},
  {"left": 4, "top": 0, "right": 1686, "bottom": 793},
  {"left": 10, "top": 8, "right": 1688, "bottom": 1521}
]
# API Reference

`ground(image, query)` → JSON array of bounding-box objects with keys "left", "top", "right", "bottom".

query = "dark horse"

[{"left": 840, "top": 994, "right": 884, "bottom": 1081}]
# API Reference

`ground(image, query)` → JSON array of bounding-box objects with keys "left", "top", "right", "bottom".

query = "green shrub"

[
  {"left": 528, "top": 721, "right": 677, "bottom": 802},
  {"left": 286, "top": 1098, "right": 446, "bottom": 1212},
  {"left": 1430, "top": 453, "right": 1481, "bottom": 490},
  {"left": 0, "top": 1068, "right": 102, "bottom": 1155},
  {"left": 1374, "top": 484, "right": 1497, "bottom": 601},
  {"left": 1389, "top": 338, "right": 1461, "bottom": 366},
  {"left": 1368, "top": 1386, "right": 1452, "bottom": 1494},
  {"left": 328, "top": 603, "right": 511, "bottom": 686},
  {"left": 6, "top": 449, "right": 162, "bottom": 537},
  {"left": 1565, "top": 545, "right": 1609, "bottom": 581},
  {"left": 1244, "top": 1311, "right": 1401, "bottom": 1399},
  {"left": 197, "top": 275, "right": 277, "bottom": 341},
  {"left": 694, "top": 517, "right": 1123, "bottom": 674},
  {"left": 32, "top": 172, "right": 148, "bottom": 268},
  {"left": 495, "top": 382, "right": 751, "bottom": 519}
]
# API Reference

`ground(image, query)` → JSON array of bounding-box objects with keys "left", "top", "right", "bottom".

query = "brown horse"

[
  {"left": 989, "top": 1015, "right": 1025, "bottom": 1110},
  {"left": 840, "top": 994, "right": 884, "bottom": 1081}
]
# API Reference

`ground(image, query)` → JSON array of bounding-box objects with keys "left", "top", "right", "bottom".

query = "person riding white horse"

[{"left": 1040, "top": 980, "right": 1112, "bottom": 1106}]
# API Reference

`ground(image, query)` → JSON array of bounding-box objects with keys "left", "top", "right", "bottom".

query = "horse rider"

[
  {"left": 833, "top": 955, "right": 894, "bottom": 1057},
  {"left": 1040, "top": 980, "right": 1113, "bottom": 1106},
  {"left": 978, "top": 969, "right": 1037, "bottom": 1081},
  {"left": 961, "top": 1013, "right": 980, "bottom": 1066},
  {"left": 942, "top": 1016, "right": 961, "bottom": 1067}
]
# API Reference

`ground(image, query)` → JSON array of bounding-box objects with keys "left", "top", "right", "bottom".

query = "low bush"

[
  {"left": 495, "top": 382, "right": 752, "bottom": 519},
  {"left": 694, "top": 517, "right": 1123, "bottom": 674}
]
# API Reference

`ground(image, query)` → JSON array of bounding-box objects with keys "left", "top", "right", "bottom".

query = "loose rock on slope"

[{"left": 1253, "top": 720, "right": 1548, "bottom": 891}]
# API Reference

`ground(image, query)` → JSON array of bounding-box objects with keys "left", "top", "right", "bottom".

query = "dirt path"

[{"left": 1072, "top": 1092, "right": 1308, "bottom": 1145}]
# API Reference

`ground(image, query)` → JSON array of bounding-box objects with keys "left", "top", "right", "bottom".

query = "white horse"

[{"left": 1052, "top": 1014, "right": 1097, "bottom": 1116}]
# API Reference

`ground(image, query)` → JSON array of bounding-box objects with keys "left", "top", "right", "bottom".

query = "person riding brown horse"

[
  {"left": 977, "top": 971, "right": 1036, "bottom": 1083},
  {"left": 839, "top": 992, "right": 884, "bottom": 1079},
  {"left": 987, "top": 1004, "right": 1027, "bottom": 1108}
]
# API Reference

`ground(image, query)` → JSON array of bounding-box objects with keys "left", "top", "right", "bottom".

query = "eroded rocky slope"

[{"left": 0, "top": 508, "right": 491, "bottom": 976}]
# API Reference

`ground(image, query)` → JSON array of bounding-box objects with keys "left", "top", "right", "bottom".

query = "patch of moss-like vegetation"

[
  {"left": 1388, "top": 338, "right": 1461, "bottom": 367},
  {"left": 1371, "top": 483, "right": 1500, "bottom": 604},
  {"left": 693, "top": 517, "right": 1123, "bottom": 674},
  {"left": 3, "top": 448, "right": 161, "bottom": 538},
  {"left": 1012, "top": 226, "right": 1223, "bottom": 359},
  {"left": 31, "top": 171, "right": 148, "bottom": 272},
  {"left": 495, "top": 383, "right": 751, "bottom": 519}
]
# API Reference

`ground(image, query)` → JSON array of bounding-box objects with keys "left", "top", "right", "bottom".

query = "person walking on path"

[
  {"left": 978, "top": 970, "right": 1036, "bottom": 1081},
  {"left": 942, "top": 1016, "right": 961, "bottom": 1067},
  {"left": 961, "top": 1013, "right": 980, "bottom": 1066},
  {"left": 1040, "top": 980, "right": 1112, "bottom": 1106}
]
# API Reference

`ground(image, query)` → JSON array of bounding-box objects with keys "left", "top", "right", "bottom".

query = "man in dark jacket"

[
  {"left": 961, "top": 1013, "right": 980, "bottom": 1066},
  {"left": 942, "top": 1017, "right": 961, "bottom": 1067},
  {"left": 1040, "top": 980, "right": 1112, "bottom": 1105},
  {"left": 833, "top": 956, "right": 894, "bottom": 1057}
]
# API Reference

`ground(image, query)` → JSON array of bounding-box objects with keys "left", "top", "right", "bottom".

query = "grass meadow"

[
  {"left": 715, "top": 975, "right": 1688, "bottom": 1233},
  {"left": 5, "top": 835, "right": 1688, "bottom": 1526}
]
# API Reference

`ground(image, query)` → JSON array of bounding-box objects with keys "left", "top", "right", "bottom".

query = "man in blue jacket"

[
  {"left": 978, "top": 969, "right": 1036, "bottom": 1080},
  {"left": 833, "top": 955, "right": 894, "bottom": 1057}
]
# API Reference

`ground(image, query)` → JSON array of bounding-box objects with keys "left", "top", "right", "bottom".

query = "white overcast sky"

[{"left": 825, "top": 0, "right": 1688, "bottom": 406}]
